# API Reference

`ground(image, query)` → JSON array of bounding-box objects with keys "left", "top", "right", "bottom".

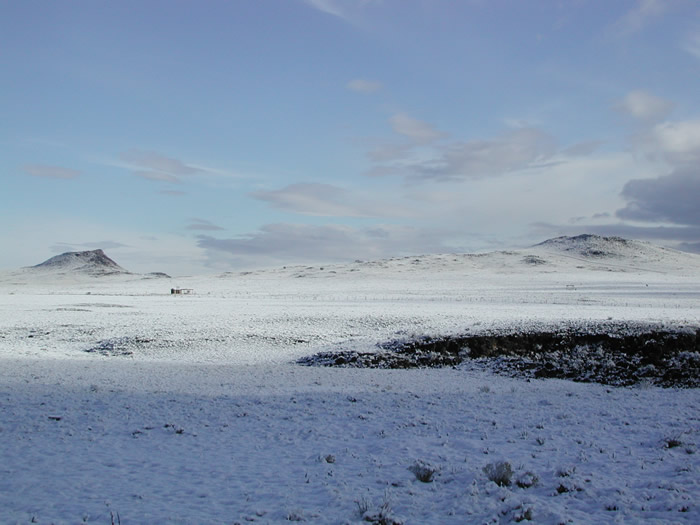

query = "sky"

[{"left": 2, "top": 0, "right": 700, "bottom": 275}]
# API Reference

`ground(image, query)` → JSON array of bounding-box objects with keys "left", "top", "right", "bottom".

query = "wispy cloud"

[
  {"left": 347, "top": 78, "right": 382, "bottom": 93},
  {"left": 119, "top": 150, "right": 205, "bottom": 183},
  {"left": 185, "top": 218, "right": 225, "bottom": 231},
  {"left": 22, "top": 164, "right": 80, "bottom": 179},
  {"left": 120, "top": 150, "right": 203, "bottom": 175},
  {"left": 562, "top": 140, "right": 605, "bottom": 157},
  {"left": 252, "top": 182, "right": 406, "bottom": 218},
  {"left": 51, "top": 240, "right": 129, "bottom": 253},
  {"left": 304, "top": 0, "right": 346, "bottom": 19},
  {"left": 133, "top": 170, "right": 181, "bottom": 183},
  {"left": 612, "top": 0, "right": 666, "bottom": 37},
  {"left": 682, "top": 27, "right": 700, "bottom": 60},
  {"left": 615, "top": 90, "right": 674, "bottom": 122},
  {"left": 303, "top": 0, "right": 380, "bottom": 23},
  {"left": 390, "top": 112, "right": 446, "bottom": 143},
  {"left": 114, "top": 150, "right": 243, "bottom": 185},
  {"left": 368, "top": 127, "right": 557, "bottom": 182}
]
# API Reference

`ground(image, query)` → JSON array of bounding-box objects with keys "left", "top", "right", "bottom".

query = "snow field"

[
  {"left": 1, "top": 360, "right": 699, "bottom": 524},
  {"left": 1, "top": 242, "right": 699, "bottom": 523}
]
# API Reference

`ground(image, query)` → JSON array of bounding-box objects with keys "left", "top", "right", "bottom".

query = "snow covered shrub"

[
  {"left": 556, "top": 479, "right": 582, "bottom": 494},
  {"left": 663, "top": 436, "right": 683, "bottom": 449},
  {"left": 286, "top": 509, "right": 304, "bottom": 521},
  {"left": 556, "top": 465, "right": 576, "bottom": 478},
  {"left": 358, "top": 491, "right": 402, "bottom": 525},
  {"left": 514, "top": 505, "right": 534, "bottom": 521},
  {"left": 483, "top": 461, "right": 513, "bottom": 487},
  {"left": 409, "top": 460, "right": 438, "bottom": 482},
  {"left": 515, "top": 470, "right": 539, "bottom": 489},
  {"left": 356, "top": 496, "right": 371, "bottom": 515}
]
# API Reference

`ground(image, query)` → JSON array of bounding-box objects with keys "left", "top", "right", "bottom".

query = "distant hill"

[
  {"left": 236, "top": 234, "right": 700, "bottom": 279},
  {"left": 534, "top": 234, "right": 650, "bottom": 257},
  {"left": 533, "top": 234, "right": 685, "bottom": 261},
  {"left": 29, "top": 249, "right": 130, "bottom": 276}
]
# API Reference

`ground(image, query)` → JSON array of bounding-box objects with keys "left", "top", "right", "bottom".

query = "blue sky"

[{"left": 2, "top": 0, "right": 700, "bottom": 275}]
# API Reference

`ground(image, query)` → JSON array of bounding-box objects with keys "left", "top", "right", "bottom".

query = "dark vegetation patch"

[
  {"left": 522, "top": 255, "right": 548, "bottom": 265},
  {"left": 85, "top": 336, "right": 153, "bottom": 357},
  {"left": 298, "top": 323, "right": 700, "bottom": 388}
]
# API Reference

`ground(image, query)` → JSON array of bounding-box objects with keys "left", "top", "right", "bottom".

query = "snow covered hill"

[
  {"left": 29, "top": 249, "right": 129, "bottom": 276},
  {"left": 0, "top": 249, "right": 170, "bottom": 285},
  {"left": 531, "top": 234, "right": 700, "bottom": 271},
  {"left": 213, "top": 234, "right": 700, "bottom": 282}
]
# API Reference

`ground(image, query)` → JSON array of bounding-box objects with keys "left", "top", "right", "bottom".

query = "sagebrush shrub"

[
  {"left": 409, "top": 460, "right": 438, "bottom": 482},
  {"left": 483, "top": 461, "right": 513, "bottom": 486}
]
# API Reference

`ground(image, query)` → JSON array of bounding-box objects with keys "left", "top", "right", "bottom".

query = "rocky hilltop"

[{"left": 535, "top": 234, "right": 665, "bottom": 259}]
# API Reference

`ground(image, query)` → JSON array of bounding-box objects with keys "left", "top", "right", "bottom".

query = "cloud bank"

[{"left": 198, "top": 223, "right": 447, "bottom": 267}]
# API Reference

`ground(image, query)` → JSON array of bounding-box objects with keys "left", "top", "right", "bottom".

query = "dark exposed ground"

[{"left": 299, "top": 322, "right": 700, "bottom": 388}]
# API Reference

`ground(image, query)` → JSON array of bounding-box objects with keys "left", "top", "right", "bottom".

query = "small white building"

[{"left": 170, "top": 288, "right": 194, "bottom": 295}]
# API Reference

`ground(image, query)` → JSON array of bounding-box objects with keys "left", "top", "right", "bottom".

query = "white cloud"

[
  {"left": 390, "top": 113, "right": 445, "bottom": 143},
  {"left": 22, "top": 164, "right": 80, "bottom": 179},
  {"left": 615, "top": 90, "right": 674, "bottom": 121},
  {"left": 347, "top": 78, "right": 383, "bottom": 93},
  {"left": 651, "top": 119, "right": 700, "bottom": 164}
]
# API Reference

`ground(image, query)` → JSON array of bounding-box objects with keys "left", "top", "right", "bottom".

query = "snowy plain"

[{"left": 1, "top": 237, "right": 699, "bottom": 524}]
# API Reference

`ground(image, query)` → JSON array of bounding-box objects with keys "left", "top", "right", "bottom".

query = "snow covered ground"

[{"left": 1, "top": 238, "right": 699, "bottom": 523}]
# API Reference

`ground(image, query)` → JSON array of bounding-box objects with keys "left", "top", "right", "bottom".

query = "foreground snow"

[
  {"left": 1, "top": 244, "right": 699, "bottom": 523},
  {"left": 1, "top": 360, "right": 698, "bottom": 524}
]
